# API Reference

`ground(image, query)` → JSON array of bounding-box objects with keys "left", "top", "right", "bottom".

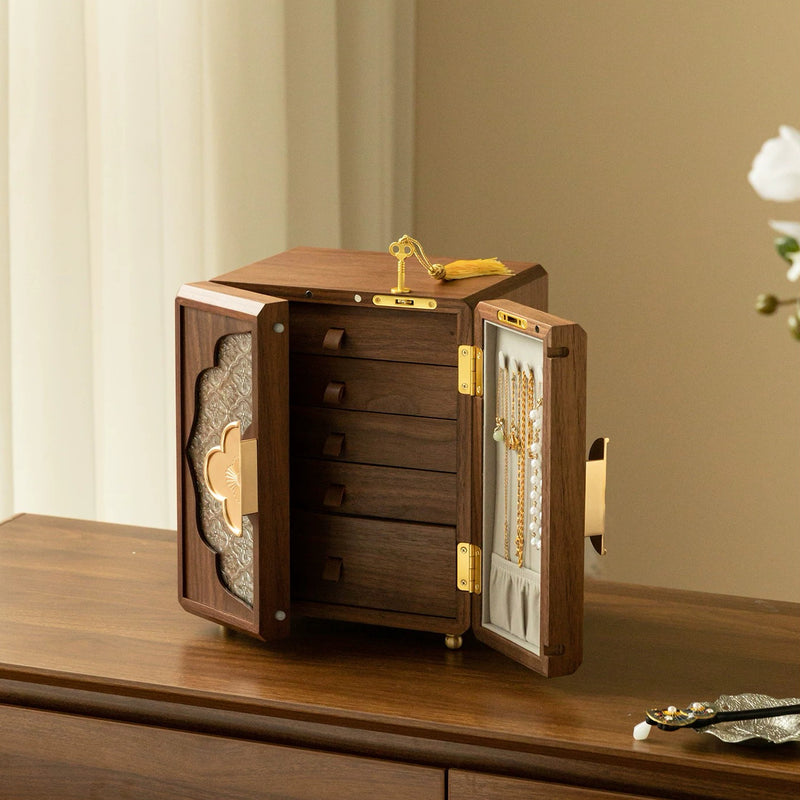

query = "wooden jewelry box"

[{"left": 176, "top": 246, "right": 606, "bottom": 677}]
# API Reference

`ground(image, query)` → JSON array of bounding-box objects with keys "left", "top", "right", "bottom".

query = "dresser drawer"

[
  {"left": 291, "top": 407, "right": 457, "bottom": 472},
  {"left": 291, "top": 459, "right": 457, "bottom": 525},
  {"left": 291, "top": 511, "right": 457, "bottom": 617},
  {"left": 290, "top": 355, "right": 457, "bottom": 418},
  {"left": 0, "top": 705, "right": 445, "bottom": 800},
  {"left": 449, "top": 771, "right": 652, "bottom": 800},
  {"left": 289, "top": 303, "right": 457, "bottom": 365}
]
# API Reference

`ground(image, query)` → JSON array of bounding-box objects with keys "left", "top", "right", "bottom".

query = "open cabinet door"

[
  {"left": 176, "top": 282, "right": 290, "bottom": 639},
  {"left": 472, "top": 299, "right": 586, "bottom": 676}
]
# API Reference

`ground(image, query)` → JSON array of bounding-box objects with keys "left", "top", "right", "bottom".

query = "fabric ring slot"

[{"left": 488, "top": 552, "right": 541, "bottom": 645}]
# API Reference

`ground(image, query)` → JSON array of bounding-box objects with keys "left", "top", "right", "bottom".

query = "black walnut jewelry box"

[{"left": 175, "top": 245, "right": 607, "bottom": 677}]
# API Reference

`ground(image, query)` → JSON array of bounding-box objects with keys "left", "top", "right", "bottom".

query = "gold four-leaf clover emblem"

[{"left": 203, "top": 422, "right": 258, "bottom": 535}]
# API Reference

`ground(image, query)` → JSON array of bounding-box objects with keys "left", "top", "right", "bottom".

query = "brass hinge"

[
  {"left": 457, "top": 345, "right": 483, "bottom": 396},
  {"left": 456, "top": 542, "right": 482, "bottom": 594}
]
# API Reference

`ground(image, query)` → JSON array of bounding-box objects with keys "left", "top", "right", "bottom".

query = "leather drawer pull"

[
  {"left": 323, "top": 484, "right": 346, "bottom": 507},
  {"left": 323, "top": 381, "right": 345, "bottom": 405},
  {"left": 322, "top": 327, "right": 345, "bottom": 351},
  {"left": 322, "top": 432, "right": 345, "bottom": 458},
  {"left": 322, "top": 556, "right": 343, "bottom": 582}
]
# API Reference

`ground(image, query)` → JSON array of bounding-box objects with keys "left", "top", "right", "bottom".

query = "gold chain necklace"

[
  {"left": 528, "top": 369, "right": 543, "bottom": 550},
  {"left": 494, "top": 354, "right": 511, "bottom": 559}
]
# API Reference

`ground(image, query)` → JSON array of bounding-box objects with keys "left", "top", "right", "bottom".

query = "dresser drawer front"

[
  {"left": 0, "top": 705, "right": 444, "bottom": 800},
  {"left": 292, "top": 459, "right": 457, "bottom": 525},
  {"left": 449, "top": 771, "right": 651, "bottom": 800},
  {"left": 290, "top": 355, "right": 457, "bottom": 418},
  {"left": 291, "top": 512, "right": 457, "bottom": 618},
  {"left": 291, "top": 408, "right": 457, "bottom": 472},
  {"left": 290, "top": 303, "right": 457, "bottom": 365}
]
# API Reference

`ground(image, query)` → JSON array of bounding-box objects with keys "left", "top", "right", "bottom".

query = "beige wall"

[{"left": 415, "top": 0, "right": 800, "bottom": 601}]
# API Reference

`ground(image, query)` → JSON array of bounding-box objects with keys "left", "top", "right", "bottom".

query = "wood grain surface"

[
  {"left": 288, "top": 301, "right": 460, "bottom": 365},
  {"left": 1, "top": 514, "right": 798, "bottom": 800},
  {"left": 290, "top": 354, "right": 458, "bottom": 418},
  {"left": 290, "top": 407, "right": 457, "bottom": 472},
  {"left": 291, "top": 459, "right": 457, "bottom": 525},
  {"left": 212, "top": 246, "right": 547, "bottom": 306},
  {"left": 2, "top": 704, "right": 444, "bottom": 800},
  {"left": 449, "top": 770, "right": 650, "bottom": 800},
  {"left": 290, "top": 511, "right": 457, "bottom": 619}
]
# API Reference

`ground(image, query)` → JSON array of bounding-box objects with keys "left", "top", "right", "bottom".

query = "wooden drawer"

[
  {"left": 449, "top": 771, "right": 652, "bottom": 799},
  {"left": 0, "top": 705, "right": 445, "bottom": 800},
  {"left": 289, "top": 302, "right": 457, "bottom": 365},
  {"left": 290, "top": 355, "right": 457, "bottom": 418},
  {"left": 291, "top": 459, "right": 457, "bottom": 525},
  {"left": 291, "top": 407, "right": 457, "bottom": 472},
  {"left": 291, "top": 511, "right": 457, "bottom": 617}
]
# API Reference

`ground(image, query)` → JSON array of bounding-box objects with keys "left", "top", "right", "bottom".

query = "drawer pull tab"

[
  {"left": 322, "top": 432, "right": 346, "bottom": 458},
  {"left": 323, "top": 484, "right": 346, "bottom": 507},
  {"left": 323, "top": 381, "right": 345, "bottom": 405},
  {"left": 322, "top": 556, "right": 343, "bottom": 582},
  {"left": 322, "top": 327, "right": 346, "bottom": 351}
]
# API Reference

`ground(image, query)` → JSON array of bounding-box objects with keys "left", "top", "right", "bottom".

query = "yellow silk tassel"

[
  {"left": 389, "top": 235, "right": 514, "bottom": 284},
  {"left": 437, "top": 257, "right": 513, "bottom": 281}
]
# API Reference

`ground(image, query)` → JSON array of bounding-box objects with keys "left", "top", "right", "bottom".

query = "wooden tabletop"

[{"left": 1, "top": 514, "right": 798, "bottom": 797}]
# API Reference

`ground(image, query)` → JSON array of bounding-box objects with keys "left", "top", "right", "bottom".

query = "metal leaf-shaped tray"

[{"left": 701, "top": 694, "right": 800, "bottom": 744}]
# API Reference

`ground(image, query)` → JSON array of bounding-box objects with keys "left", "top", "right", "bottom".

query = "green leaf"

[{"left": 774, "top": 236, "right": 800, "bottom": 263}]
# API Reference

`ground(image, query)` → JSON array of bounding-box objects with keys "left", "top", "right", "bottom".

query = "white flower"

[
  {"left": 748, "top": 125, "right": 800, "bottom": 202},
  {"left": 786, "top": 253, "right": 800, "bottom": 282},
  {"left": 769, "top": 220, "right": 800, "bottom": 281}
]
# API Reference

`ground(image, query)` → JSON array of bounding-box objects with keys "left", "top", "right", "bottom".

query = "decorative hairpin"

[{"left": 633, "top": 694, "right": 800, "bottom": 744}]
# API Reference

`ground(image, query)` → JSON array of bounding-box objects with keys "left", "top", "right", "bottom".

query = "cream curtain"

[{"left": 0, "top": 0, "right": 414, "bottom": 528}]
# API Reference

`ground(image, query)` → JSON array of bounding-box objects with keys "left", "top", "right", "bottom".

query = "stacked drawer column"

[{"left": 287, "top": 301, "right": 467, "bottom": 633}]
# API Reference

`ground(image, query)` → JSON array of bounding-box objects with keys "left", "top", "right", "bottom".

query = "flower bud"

[
  {"left": 756, "top": 293, "right": 779, "bottom": 314},
  {"left": 774, "top": 236, "right": 800, "bottom": 263}
]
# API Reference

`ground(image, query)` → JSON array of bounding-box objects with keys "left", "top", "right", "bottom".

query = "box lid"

[{"left": 213, "top": 246, "right": 546, "bottom": 306}]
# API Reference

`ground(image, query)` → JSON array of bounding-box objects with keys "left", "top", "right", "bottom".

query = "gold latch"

[
  {"left": 497, "top": 309, "right": 528, "bottom": 330},
  {"left": 372, "top": 294, "right": 438, "bottom": 310},
  {"left": 456, "top": 542, "right": 482, "bottom": 594},
  {"left": 457, "top": 345, "right": 483, "bottom": 396}
]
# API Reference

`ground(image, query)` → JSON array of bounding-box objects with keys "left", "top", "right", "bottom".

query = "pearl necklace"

[
  {"left": 494, "top": 355, "right": 543, "bottom": 565},
  {"left": 527, "top": 368, "right": 543, "bottom": 551}
]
